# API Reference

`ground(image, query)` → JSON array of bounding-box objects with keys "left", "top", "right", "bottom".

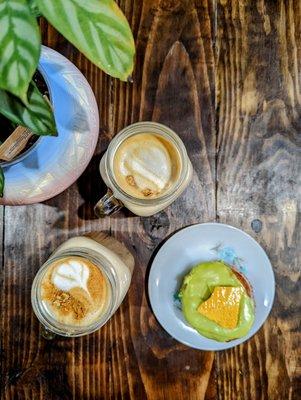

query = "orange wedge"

[{"left": 197, "top": 286, "right": 244, "bottom": 329}]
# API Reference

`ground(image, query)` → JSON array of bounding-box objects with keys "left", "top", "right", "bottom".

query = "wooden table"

[{"left": 1, "top": 1, "right": 300, "bottom": 399}]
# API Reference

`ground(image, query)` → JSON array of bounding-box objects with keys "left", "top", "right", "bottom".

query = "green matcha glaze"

[{"left": 179, "top": 261, "right": 255, "bottom": 342}]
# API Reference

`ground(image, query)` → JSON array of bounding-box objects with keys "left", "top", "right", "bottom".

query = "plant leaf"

[
  {"left": 0, "top": 82, "right": 57, "bottom": 136},
  {"left": 0, "top": 0, "right": 41, "bottom": 103},
  {"left": 28, "top": 0, "right": 41, "bottom": 17},
  {"left": 37, "top": 0, "right": 135, "bottom": 81},
  {"left": 0, "top": 166, "right": 4, "bottom": 197}
]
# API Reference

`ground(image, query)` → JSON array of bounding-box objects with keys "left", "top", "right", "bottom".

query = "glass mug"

[
  {"left": 31, "top": 236, "right": 133, "bottom": 338},
  {"left": 94, "top": 122, "right": 193, "bottom": 217}
]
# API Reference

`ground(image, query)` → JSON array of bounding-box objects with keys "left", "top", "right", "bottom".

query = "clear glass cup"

[
  {"left": 31, "top": 237, "right": 132, "bottom": 338},
  {"left": 94, "top": 122, "right": 193, "bottom": 217}
]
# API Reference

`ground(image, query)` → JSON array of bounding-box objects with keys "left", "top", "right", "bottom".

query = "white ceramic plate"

[{"left": 148, "top": 223, "right": 275, "bottom": 350}]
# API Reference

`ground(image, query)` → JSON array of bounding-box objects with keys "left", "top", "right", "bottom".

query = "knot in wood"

[
  {"left": 142, "top": 212, "right": 170, "bottom": 240},
  {"left": 251, "top": 219, "right": 262, "bottom": 233}
]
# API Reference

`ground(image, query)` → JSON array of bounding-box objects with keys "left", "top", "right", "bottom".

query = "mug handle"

[
  {"left": 40, "top": 325, "right": 56, "bottom": 340},
  {"left": 94, "top": 189, "right": 123, "bottom": 218}
]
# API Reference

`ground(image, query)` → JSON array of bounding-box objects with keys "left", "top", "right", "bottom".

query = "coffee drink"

[
  {"left": 113, "top": 133, "right": 182, "bottom": 199},
  {"left": 40, "top": 256, "right": 110, "bottom": 327},
  {"left": 31, "top": 236, "right": 133, "bottom": 337},
  {"left": 95, "top": 122, "right": 193, "bottom": 217}
]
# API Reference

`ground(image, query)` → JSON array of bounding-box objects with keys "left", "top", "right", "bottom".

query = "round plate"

[
  {"left": 148, "top": 223, "right": 275, "bottom": 350},
  {"left": 0, "top": 46, "right": 99, "bottom": 205}
]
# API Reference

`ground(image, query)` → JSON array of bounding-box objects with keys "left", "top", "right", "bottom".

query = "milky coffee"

[
  {"left": 40, "top": 256, "right": 110, "bottom": 327},
  {"left": 113, "top": 133, "right": 182, "bottom": 199}
]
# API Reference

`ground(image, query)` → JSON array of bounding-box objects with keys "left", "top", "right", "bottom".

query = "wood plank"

[
  {"left": 216, "top": 0, "right": 300, "bottom": 399},
  {"left": 1, "top": 1, "right": 216, "bottom": 399}
]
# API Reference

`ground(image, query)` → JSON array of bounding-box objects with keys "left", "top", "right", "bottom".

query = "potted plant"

[{"left": 0, "top": 0, "right": 135, "bottom": 197}]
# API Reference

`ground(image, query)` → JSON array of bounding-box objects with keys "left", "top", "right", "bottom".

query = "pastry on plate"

[{"left": 178, "top": 260, "right": 255, "bottom": 342}]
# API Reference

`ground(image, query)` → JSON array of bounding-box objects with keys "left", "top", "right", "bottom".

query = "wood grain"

[
  {"left": 1, "top": 1, "right": 216, "bottom": 399},
  {"left": 1, "top": 0, "right": 300, "bottom": 399},
  {"left": 217, "top": 1, "right": 300, "bottom": 399}
]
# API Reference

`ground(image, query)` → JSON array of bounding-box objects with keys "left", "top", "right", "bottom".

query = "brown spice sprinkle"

[
  {"left": 40, "top": 256, "right": 108, "bottom": 324},
  {"left": 126, "top": 175, "right": 158, "bottom": 197},
  {"left": 126, "top": 175, "right": 136, "bottom": 187},
  {"left": 42, "top": 282, "right": 88, "bottom": 320},
  {"left": 141, "top": 188, "right": 154, "bottom": 197}
]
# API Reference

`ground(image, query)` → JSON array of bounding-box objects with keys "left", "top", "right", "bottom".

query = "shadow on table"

[
  {"left": 76, "top": 152, "right": 135, "bottom": 221},
  {"left": 76, "top": 152, "right": 106, "bottom": 220},
  {"left": 144, "top": 225, "right": 188, "bottom": 310},
  {"left": 43, "top": 152, "right": 135, "bottom": 227}
]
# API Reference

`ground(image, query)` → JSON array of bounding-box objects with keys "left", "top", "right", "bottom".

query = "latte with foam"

[
  {"left": 113, "top": 133, "right": 182, "bottom": 199},
  {"left": 40, "top": 256, "right": 110, "bottom": 327}
]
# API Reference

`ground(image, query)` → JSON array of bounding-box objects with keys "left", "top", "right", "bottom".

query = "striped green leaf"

[
  {"left": 0, "top": 166, "right": 4, "bottom": 197},
  {"left": 37, "top": 0, "right": 135, "bottom": 81},
  {"left": 28, "top": 0, "right": 41, "bottom": 17},
  {"left": 0, "top": 82, "right": 57, "bottom": 136},
  {"left": 0, "top": 0, "right": 41, "bottom": 103}
]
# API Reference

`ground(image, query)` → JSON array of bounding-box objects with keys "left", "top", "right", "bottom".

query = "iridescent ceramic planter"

[{"left": 0, "top": 46, "right": 99, "bottom": 205}]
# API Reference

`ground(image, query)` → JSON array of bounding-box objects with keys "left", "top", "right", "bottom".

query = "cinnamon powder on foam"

[{"left": 41, "top": 258, "right": 107, "bottom": 322}]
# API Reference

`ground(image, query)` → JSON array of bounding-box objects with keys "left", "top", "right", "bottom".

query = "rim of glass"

[
  {"left": 106, "top": 121, "right": 189, "bottom": 205},
  {"left": 0, "top": 63, "right": 52, "bottom": 168},
  {"left": 31, "top": 248, "right": 118, "bottom": 337}
]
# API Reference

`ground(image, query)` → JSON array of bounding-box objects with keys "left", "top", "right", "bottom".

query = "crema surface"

[{"left": 113, "top": 133, "right": 181, "bottom": 199}]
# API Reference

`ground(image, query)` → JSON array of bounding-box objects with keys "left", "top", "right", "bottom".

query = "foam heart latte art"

[{"left": 40, "top": 256, "right": 110, "bottom": 326}]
